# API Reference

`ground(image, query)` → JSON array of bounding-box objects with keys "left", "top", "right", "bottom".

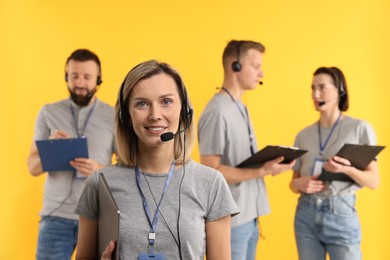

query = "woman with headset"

[
  {"left": 290, "top": 67, "right": 380, "bottom": 260},
  {"left": 75, "top": 60, "right": 239, "bottom": 260}
]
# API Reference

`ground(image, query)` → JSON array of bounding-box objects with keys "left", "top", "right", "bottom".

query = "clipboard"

[
  {"left": 36, "top": 137, "right": 89, "bottom": 172},
  {"left": 318, "top": 143, "right": 385, "bottom": 182},
  {"left": 237, "top": 145, "right": 307, "bottom": 168},
  {"left": 98, "top": 172, "right": 120, "bottom": 260}
]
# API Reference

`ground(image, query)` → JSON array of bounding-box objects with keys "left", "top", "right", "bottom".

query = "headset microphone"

[
  {"left": 318, "top": 93, "right": 341, "bottom": 107},
  {"left": 160, "top": 110, "right": 193, "bottom": 142},
  {"left": 259, "top": 81, "right": 263, "bottom": 85}
]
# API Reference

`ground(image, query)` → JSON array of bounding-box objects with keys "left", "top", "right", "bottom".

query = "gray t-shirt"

[
  {"left": 34, "top": 98, "right": 116, "bottom": 220},
  {"left": 75, "top": 160, "right": 239, "bottom": 259},
  {"left": 198, "top": 93, "right": 270, "bottom": 227},
  {"left": 293, "top": 115, "right": 377, "bottom": 196}
]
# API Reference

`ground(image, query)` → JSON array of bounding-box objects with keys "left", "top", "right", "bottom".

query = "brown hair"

[{"left": 313, "top": 66, "right": 349, "bottom": 111}]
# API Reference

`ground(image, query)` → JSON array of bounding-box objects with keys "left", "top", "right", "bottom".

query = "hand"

[
  {"left": 293, "top": 176, "right": 325, "bottom": 194},
  {"left": 49, "top": 129, "right": 71, "bottom": 139},
  {"left": 323, "top": 156, "right": 352, "bottom": 175},
  {"left": 261, "top": 156, "right": 295, "bottom": 176},
  {"left": 101, "top": 240, "right": 116, "bottom": 260},
  {"left": 70, "top": 158, "right": 104, "bottom": 177}
]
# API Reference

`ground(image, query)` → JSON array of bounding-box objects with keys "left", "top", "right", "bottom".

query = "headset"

[
  {"left": 118, "top": 73, "right": 193, "bottom": 128},
  {"left": 330, "top": 67, "right": 345, "bottom": 96},
  {"left": 65, "top": 72, "right": 102, "bottom": 86},
  {"left": 232, "top": 41, "right": 243, "bottom": 72}
]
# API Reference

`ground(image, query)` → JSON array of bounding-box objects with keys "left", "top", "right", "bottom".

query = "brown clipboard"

[
  {"left": 237, "top": 145, "right": 307, "bottom": 168},
  {"left": 318, "top": 143, "right": 385, "bottom": 182}
]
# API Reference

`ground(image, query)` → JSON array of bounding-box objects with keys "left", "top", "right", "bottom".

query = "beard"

[{"left": 68, "top": 87, "right": 97, "bottom": 107}]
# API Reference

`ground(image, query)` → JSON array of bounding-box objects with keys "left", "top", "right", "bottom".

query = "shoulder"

[
  {"left": 99, "top": 164, "right": 131, "bottom": 177},
  {"left": 296, "top": 121, "right": 317, "bottom": 138},
  {"left": 93, "top": 164, "right": 133, "bottom": 188},
  {"left": 37, "top": 99, "right": 69, "bottom": 118},
  {"left": 40, "top": 99, "right": 68, "bottom": 111},
  {"left": 343, "top": 115, "right": 371, "bottom": 126},
  {"left": 343, "top": 116, "right": 375, "bottom": 132},
  {"left": 344, "top": 116, "right": 377, "bottom": 142},
  {"left": 199, "top": 94, "right": 230, "bottom": 122},
  {"left": 96, "top": 99, "right": 115, "bottom": 113},
  {"left": 202, "top": 94, "right": 230, "bottom": 112}
]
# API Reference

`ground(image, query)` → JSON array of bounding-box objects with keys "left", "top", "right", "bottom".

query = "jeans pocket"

[{"left": 332, "top": 196, "right": 355, "bottom": 217}]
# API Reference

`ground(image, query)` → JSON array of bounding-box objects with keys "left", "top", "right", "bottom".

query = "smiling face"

[{"left": 128, "top": 72, "right": 182, "bottom": 149}]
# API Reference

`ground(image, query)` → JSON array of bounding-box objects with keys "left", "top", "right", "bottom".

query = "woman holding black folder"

[
  {"left": 74, "top": 60, "right": 239, "bottom": 260},
  {"left": 290, "top": 67, "right": 380, "bottom": 260}
]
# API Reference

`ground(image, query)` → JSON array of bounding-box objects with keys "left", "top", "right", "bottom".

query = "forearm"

[
  {"left": 290, "top": 178, "right": 300, "bottom": 193},
  {"left": 344, "top": 161, "right": 379, "bottom": 189},
  {"left": 27, "top": 143, "right": 44, "bottom": 176},
  {"left": 289, "top": 171, "right": 301, "bottom": 193}
]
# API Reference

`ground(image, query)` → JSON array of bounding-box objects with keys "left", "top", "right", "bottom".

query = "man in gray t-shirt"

[
  {"left": 27, "top": 49, "right": 116, "bottom": 260},
  {"left": 198, "top": 40, "right": 294, "bottom": 260}
]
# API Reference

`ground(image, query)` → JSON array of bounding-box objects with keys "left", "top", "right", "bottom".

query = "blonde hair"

[{"left": 115, "top": 60, "right": 195, "bottom": 167}]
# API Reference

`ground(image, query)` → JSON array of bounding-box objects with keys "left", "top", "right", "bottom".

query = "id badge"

[
  {"left": 138, "top": 253, "right": 165, "bottom": 260},
  {"left": 312, "top": 158, "right": 325, "bottom": 176}
]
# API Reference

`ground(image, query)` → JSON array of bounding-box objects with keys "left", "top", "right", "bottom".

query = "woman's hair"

[
  {"left": 313, "top": 66, "right": 349, "bottom": 111},
  {"left": 115, "top": 60, "right": 195, "bottom": 167}
]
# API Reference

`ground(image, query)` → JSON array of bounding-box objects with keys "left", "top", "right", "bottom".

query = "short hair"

[
  {"left": 65, "top": 49, "right": 101, "bottom": 74},
  {"left": 222, "top": 40, "right": 266, "bottom": 70},
  {"left": 313, "top": 66, "right": 349, "bottom": 111},
  {"left": 115, "top": 60, "right": 195, "bottom": 167}
]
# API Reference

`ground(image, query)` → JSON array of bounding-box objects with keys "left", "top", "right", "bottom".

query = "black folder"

[
  {"left": 98, "top": 173, "right": 120, "bottom": 260},
  {"left": 237, "top": 145, "right": 307, "bottom": 168},
  {"left": 318, "top": 143, "right": 385, "bottom": 182},
  {"left": 36, "top": 137, "right": 88, "bottom": 172}
]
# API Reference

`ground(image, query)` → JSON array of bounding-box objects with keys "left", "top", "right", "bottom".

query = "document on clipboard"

[
  {"left": 98, "top": 172, "right": 120, "bottom": 260},
  {"left": 35, "top": 137, "right": 89, "bottom": 172},
  {"left": 237, "top": 145, "right": 307, "bottom": 168},
  {"left": 319, "top": 143, "right": 385, "bottom": 182}
]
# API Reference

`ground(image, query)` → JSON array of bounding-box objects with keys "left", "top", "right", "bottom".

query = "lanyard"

[
  {"left": 222, "top": 87, "right": 254, "bottom": 155},
  {"left": 135, "top": 163, "right": 175, "bottom": 254},
  {"left": 69, "top": 99, "right": 97, "bottom": 137},
  {"left": 318, "top": 112, "right": 342, "bottom": 156}
]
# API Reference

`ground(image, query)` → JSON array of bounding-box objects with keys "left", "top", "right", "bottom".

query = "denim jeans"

[
  {"left": 36, "top": 216, "right": 79, "bottom": 260},
  {"left": 294, "top": 194, "right": 361, "bottom": 260},
  {"left": 231, "top": 219, "right": 259, "bottom": 260}
]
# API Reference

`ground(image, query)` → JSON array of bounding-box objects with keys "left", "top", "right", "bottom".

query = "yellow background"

[{"left": 1, "top": 0, "right": 389, "bottom": 259}]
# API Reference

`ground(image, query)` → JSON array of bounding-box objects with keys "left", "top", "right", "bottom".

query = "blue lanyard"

[
  {"left": 135, "top": 163, "right": 175, "bottom": 254},
  {"left": 318, "top": 112, "right": 342, "bottom": 155},
  {"left": 222, "top": 87, "right": 255, "bottom": 155},
  {"left": 69, "top": 99, "right": 97, "bottom": 137}
]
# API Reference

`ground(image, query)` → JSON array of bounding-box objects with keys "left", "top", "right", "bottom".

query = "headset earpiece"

[
  {"left": 330, "top": 67, "right": 345, "bottom": 96},
  {"left": 231, "top": 41, "right": 242, "bottom": 72},
  {"left": 232, "top": 61, "right": 241, "bottom": 72},
  {"left": 338, "top": 79, "right": 345, "bottom": 96},
  {"left": 180, "top": 86, "right": 193, "bottom": 123},
  {"left": 118, "top": 77, "right": 130, "bottom": 126},
  {"left": 97, "top": 75, "right": 103, "bottom": 86}
]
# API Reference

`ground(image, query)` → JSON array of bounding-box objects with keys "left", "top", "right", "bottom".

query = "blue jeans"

[
  {"left": 231, "top": 219, "right": 259, "bottom": 260},
  {"left": 294, "top": 194, "right": 361, "bottom": 260},
  {"left": 36, "top": 216, "right": 79, "bottom": 260}
]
